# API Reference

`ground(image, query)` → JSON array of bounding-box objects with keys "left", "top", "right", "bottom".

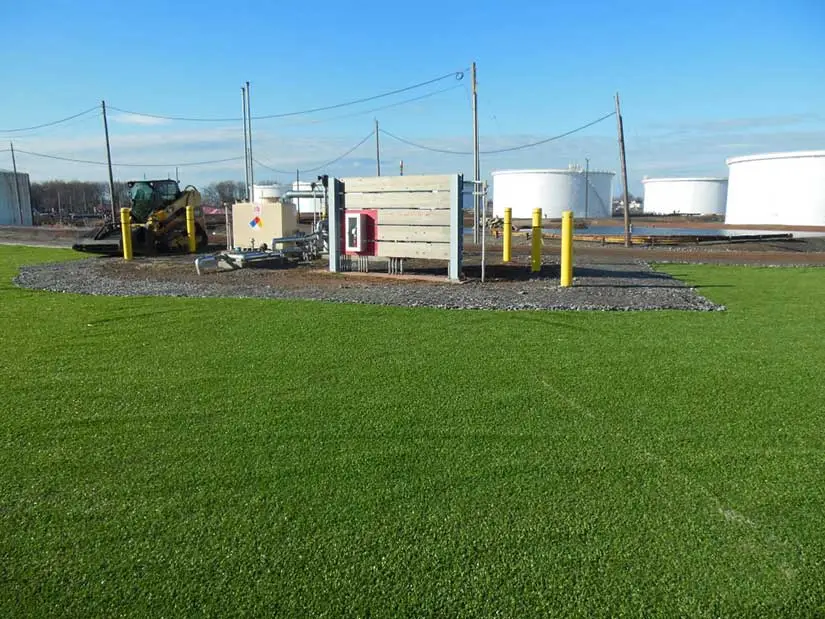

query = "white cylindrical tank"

[
  {"left": 252, "top": 183, "right": 285, "bottom": 203},
  {"left": 725, "top": 151, "right": 825, "bottom": 226},
  {"left": 492, "top": 167, "right": 615, "bottom": 219},
  {"left": 0, "top": 169, "right": 33, "bottom": 225},
  {"left": 291, "top": 181, "right": 324, "bottom": 215},
  {"left": 642, "top": 177, "right": 728, "bottom": 216}
]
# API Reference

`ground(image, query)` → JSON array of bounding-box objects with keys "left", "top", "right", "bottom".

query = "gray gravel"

[{"left": 14, "top": 256, "right": 724, "bottom": 312}]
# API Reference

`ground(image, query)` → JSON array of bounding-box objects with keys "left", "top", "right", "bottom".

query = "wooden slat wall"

[
  {"left": 344, "top": 191, "right": 449, "bottom": 210},
  {"left": 344, "top": 174, "right": 452, "bottom": 193},
  {"left": 343, "top": 174, "right": 456, "bottom": 261},
  {"left": 377, "top": 241, "right": 450, "bottom": 260},
  {"left": 375, "top": 209, "right": 451, "bottom": 227},
  {"left": 376, "top": 225, "right": 452, "bottom": 243}
]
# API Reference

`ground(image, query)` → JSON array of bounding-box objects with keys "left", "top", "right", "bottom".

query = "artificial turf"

[{"left": 1, "top": 245, "right": 824, "bottom": 618}]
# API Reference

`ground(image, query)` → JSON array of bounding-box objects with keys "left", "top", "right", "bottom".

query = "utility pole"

[
  {"left": 246, "top": 81, "right": 255, "bottom": 201},
  {"left": 615, "top": 92, "right": 631, "bottom": 247},
  {"left": 242, "top": 86, "right": 250, "bottom": 201},
  {"left": 175, "top": 166, "right": 180, "bottom": 183},
  {"left": 400, "top": 160, "right": 404, "bottom": 176},
  {"left": 584, "top": 157, "right": 590, "bottom": 219},
  {"left": 471, "top": 61, "right": 480, "bottom": 244},
  {"left": 10, "top": 142, "right": 23, "bottom": 225},
  {"left": 374, "top": 119, "right": 381, "bottom": 176},
  {"left": 102, "top": 100, "right": 117, "bottom": 222}
]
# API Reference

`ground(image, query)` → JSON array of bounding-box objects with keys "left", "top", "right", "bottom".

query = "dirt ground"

[{"left": 4, "top": 221, "right": 825, "bottom": 287}]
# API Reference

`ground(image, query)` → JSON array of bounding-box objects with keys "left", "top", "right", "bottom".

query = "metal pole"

[
  {"left": 242, "top": 86, "right": 250, "bottom": 201},
  {"left": 561, "top": 210, "right": 573, "bottom": 287},
  {"left": 120, "top": 207, "right": 133, "bottom": 260},
  {"left": 531, "top": 208, "right": 542, "bottom": 273},
  {"left": 615, "top": 93, "right": 631, "bottom": 247},
  {"left": 246, "top": 81, "right": 255, "bottom": 201},
  {"left": 480, "top": 182, "right": 487, "bottom": 282},
  {"left": 10, "top": 142, "right": 23, "bottom": 225},
  {"left": 102, "top": 100, "right": 117, "bottom": 222},
  {"left": 471, "top": 61, "right": 480, "bottom": 244},
  {"left": 224, "top": 202, "right": 231, "bottom": 250},
  {"left": 400, "top": 160, "right": 404, "bottom": 176},
  {"left": 584, "top": 158, "right": 589, "bottom": 219},
  {"left": 375, "top": 119, "right": 381, "bottom": 176},
  {"left": 503, "top": 207, "right": 512, "bottom": 263}
]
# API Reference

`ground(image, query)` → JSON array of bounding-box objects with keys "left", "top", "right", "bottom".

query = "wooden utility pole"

[
  {"left": 101, "top": 100, "right": 117, "bottom": 221},
  {"left": 374, "top": 119, "right": 381, "bottom": 176},
  {"left": 9, "top": 142, "right": 24, "bottom": 225},
  {"left": 615, "top": 92, "right": 631, "bottom": 247},
  {"left": 471, "top": 61, "right": 480, "bottom": 243},
  {"left": 242, "top": 86, "right": 250, "bottom": 201}
]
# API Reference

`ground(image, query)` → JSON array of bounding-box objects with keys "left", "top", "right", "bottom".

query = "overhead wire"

[
  {"left": 254, "top": 129, "right": 376, "bottom": 176},
  {"left": 13, "top": 149, "right": 242, "bottom": 168},
  {"left": 379, "top": 111, "right": 616, "bottom": 155},
  {"left": 0, "top": 106, "right": 100, "bottom": 134},
  {"left": 283, "top": 83, "right": 464, "bottom": 126},
  {"left": 107, "top": 69, "right": 467, "bottom": 122}
]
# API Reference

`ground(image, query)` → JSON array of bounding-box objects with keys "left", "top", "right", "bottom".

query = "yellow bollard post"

[
  {"left": 561, "top": 210, "right": 573, "bottom": 287},
  {"left": 531, "top": 207, "right": 542, "bottom": 272},
  {"left": 119, "top": 208, "right": 133, "bottom": 261},
  {"left": 185, "top": 205, "right": 197, "bottom": 253},
  {"left": 503, "top": 207, "right": 512, "bottom": 263}
]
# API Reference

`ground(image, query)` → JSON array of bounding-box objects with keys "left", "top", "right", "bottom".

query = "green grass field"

[{"left": 1, "top": 245, "right": 824, "bottom": 618}]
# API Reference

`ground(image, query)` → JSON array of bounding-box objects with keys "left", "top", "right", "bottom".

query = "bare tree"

[{"left": 202, "top": 180, "right": 246, "bottom": 206}]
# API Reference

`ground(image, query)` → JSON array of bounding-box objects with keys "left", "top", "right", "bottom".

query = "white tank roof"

[
  {"left": 727, "top": 150, "right": 825, "bottom": 166},
  {"left": 642, "top": 177, "right": 727, "bottom": 183},
  {"left": 492, "top": 167, "right": 615, "bottom": 176}
]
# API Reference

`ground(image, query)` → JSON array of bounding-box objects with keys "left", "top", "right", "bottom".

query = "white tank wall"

[
  {"left": 291, "top": 181, "right": 324, "bottom": 214},
  {"left": 725, "top": 151, "right": 825, "bottom": 226},
  {"left": 492, "top": 168, "right": 615, "bottom": 219},
  {"left": 0, "top": 170, "right": 33, "bottom": 225},
  {"left": 642, "top": 178, "right": 728, "bottom": 216},
  {"left": 252, "top": 183, "right": 286, "bottom": 202}
]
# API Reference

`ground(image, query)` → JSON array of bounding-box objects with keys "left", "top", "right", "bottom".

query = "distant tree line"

[{"left": 30, "top": 179, "right": 272, "bottom": 220}]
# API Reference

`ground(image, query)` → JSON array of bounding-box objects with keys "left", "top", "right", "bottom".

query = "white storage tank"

[
  {"left": 492, "top": 167, "right": 615, "bottom": 219},
  {"left": 252, "top": 183, "right": 285, "bottom": 203},
  {"left": 725, "top": 151, "right": 825, "bottom": 226},
  {"left": 0, "top": 169, "right": 33, "bottom": 225},
  {"left": 291, "top": 181, "right": 324, "bottom": 215},
  {"left": 642, "top": 177, "right": 728, "bottom": 216}
]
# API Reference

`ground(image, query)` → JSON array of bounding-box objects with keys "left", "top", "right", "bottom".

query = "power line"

[
  {"left": 0, "top": 106, "right": 99, "bottom": 134},
  {"left": 254, "top": 129, "right": 376, "bottom": 175},
  {"left": 284, "top": 84, "right": 464, "bottom": 126},
  {"left": 108, "top": 69, "right": 467, "bottom": 123},
  {"left": 14, "top": 149, "right": 242, "bottom": 168},
  {"left": 379, "top": 111, "right": 617, "bottom": 155},
  {"left": 482, "top": 112, "right": 616, "bottom": 153}
]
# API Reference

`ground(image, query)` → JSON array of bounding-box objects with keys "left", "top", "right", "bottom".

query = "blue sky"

[{"left": 1, "top": 0, "right": 824, "bottom": 195}]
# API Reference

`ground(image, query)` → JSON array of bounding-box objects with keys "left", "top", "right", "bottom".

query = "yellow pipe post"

[
  {"left": 185, "top": 205, "right": 197, "bottom": 253},
  {"left": 561, "top": 210, "right": 573, "bottom": 287},
  {"left": 531, "top": 207, "right": 542, "bottom": 272},
  {"left": 503, "top": 207, "right": 512, "bottom": 263},
  {"left": 119, "top": 207, "right": 133, "bottom": 261}
]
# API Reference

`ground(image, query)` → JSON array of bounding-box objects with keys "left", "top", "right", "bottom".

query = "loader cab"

[{"left": 127, "top": 180, "right": 182, "bottom": 222}]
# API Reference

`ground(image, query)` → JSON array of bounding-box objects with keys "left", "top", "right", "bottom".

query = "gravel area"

[{"left": 14, "top": 255, "right": 724, "bottom": 312}]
